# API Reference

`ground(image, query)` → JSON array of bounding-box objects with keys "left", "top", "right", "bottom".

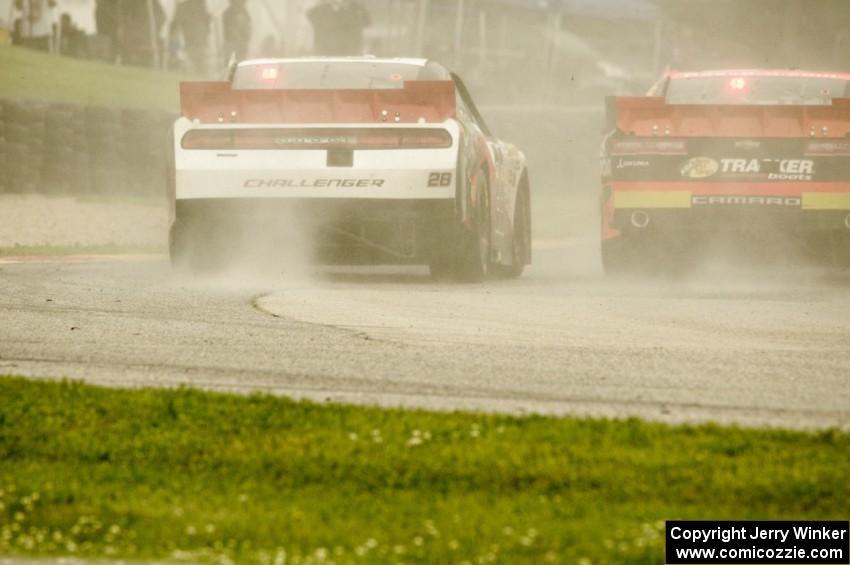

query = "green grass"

[
  {"left": 0, "top": 377, "right": 848, "bottom": 564},
  {"left": 0, "top": 44, "right": 185, "bottom": 111}
]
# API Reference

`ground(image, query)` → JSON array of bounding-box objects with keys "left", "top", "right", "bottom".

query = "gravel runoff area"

[{"left": 0, "top": 195, "right": 168, "bottom": 250}]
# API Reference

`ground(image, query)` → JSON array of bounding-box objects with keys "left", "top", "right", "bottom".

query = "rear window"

[
  {"left": 232, "top": 61, "right": 449, "bottom": 90},
  {"left": 665, "top": 75, "right": 850, "bottom": 105}
]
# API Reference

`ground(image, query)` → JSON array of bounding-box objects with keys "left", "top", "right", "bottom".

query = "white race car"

[{"left": 167, "top": 57, "right": 531, "bottom": 280}]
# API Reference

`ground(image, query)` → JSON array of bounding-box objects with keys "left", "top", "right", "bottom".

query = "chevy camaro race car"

[
  {"left": 167, "top": 57, "right": 531, "bottom": 281},
  {"left": 600, "top": 69, "right": 850, "bottom": 273}
]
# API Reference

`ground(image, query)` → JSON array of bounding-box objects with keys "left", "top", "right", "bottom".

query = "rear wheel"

[
  {"left": 428, "top": 173, "right": 490, "bottom": 282},
  {"left": 428, "top": 253, "right": 454, "bottom": 280},
  {"left": 602, "top": 233, "right": 690, "bottom": 276},
  {"left": 601, "top": 236, "right": 638, "bottom": 275},
  {"left": 830, "top": 231, "right": 850, "bottom": 269},
  {"left": 454, "top": 175, "right": 491, "bottom": 282},
  {"left": 170, "top": 221, "right": 224, "bottom": 275},
  {"left": 169, "top": 222, "right": 190, "bottom": 269},
  {"left": 492, "top": 185, "right": 530, "bottom": 279}
]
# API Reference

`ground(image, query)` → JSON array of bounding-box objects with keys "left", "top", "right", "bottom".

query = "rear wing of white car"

[{"left": 179, "top": 80, "right": 457, "bottom": 125}]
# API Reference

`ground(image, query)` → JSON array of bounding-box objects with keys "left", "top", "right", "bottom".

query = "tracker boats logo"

[
  {"left": 719, "top": 158, "right": 815, "bottom": 180},
  {"left": 680, "top": 157, "right": 719, "bottom": 179},
  {"left": 692, "top": 195, "right": 801, "bottom": 206},
  {"left": 680, "top": 157, "right": 817, "bottom": 181}
]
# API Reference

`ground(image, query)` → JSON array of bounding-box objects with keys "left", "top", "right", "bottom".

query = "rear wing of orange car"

[
  {"left": 606, "top": 96, "right": 850, "bottom": 138},
  {"left": 179, "top": 80, "right": 457, "bottom": 125}
]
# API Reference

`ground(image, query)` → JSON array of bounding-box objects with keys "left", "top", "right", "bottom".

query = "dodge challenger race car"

[
  {"left": 600, "top": 69, "right": 850, "bottom": 273},
  {"left": 167, "top": 57, "right": 531, "bottom": 281}
]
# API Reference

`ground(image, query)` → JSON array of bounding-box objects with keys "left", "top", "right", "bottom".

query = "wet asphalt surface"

[{"left": 1, "top": 239, "right": 849, "bottom": 430}]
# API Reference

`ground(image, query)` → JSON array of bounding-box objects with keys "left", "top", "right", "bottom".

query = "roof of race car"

[
  {"left": 668, "top": 69, "right": 850, "bottom": 81},
  {"left": 237, "top": 57, "right": 430, "bottom": 68}
]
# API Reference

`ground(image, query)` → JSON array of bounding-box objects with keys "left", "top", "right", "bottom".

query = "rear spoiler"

[
  {"left": 180, "top": 80, "right": 456, "bottom": 124},
  {"left": 606, "top": 96, "right": 850, "bottom": 138}
]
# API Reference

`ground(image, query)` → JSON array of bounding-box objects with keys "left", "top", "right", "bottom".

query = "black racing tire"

[
  {"left": 454, "top": 174, "right": 491, "bottom": 283},
  {"left": 492, "top": 184, "right": 530, "bottom": 279},
  {"left": 169, "top": 222, "right": 223, "bottom": 275},
  {"left": 602, "top": 233, "right": 691, "bottom": 277},
  {"left": 601, "top": 235, "right": 659, "bottom": 275},
  {"left": 830, "top": 231, "right": 850, "bottom": 269},
  {"left": 601, "top": 236, "right": 636, "bottom": 275},
  {"left": 168, "top": 222, "right": 192, "bottom": 271},
  {"left": 428, "top": 254, "right": 455, "bottom": 280}
]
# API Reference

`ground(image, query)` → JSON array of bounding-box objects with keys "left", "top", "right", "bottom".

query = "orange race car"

[{"left": 599, "top": 69, "right": 850, "bottom": 273}]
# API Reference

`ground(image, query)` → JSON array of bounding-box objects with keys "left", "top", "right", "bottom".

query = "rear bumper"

[
  {"left": 609, "top": 208, "right": 850, "bottom": 236},
  {"left": 173, "top": 197, "right": 456, "bottom": 264},
  {"left": 605, "top": 181, "right": 850, "bottom": 238}
]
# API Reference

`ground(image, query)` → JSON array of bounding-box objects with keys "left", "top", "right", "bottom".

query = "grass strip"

[
  {"left": 0, "top": 376, "right": 847, "bottom": 564},
  {"left": 0, "top": 44, "right": 185, "bottom": 112}
]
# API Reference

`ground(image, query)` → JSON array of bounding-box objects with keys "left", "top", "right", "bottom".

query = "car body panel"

[
  {"left": 169, "top": 57, "right": 529, "bottom": 270},
  {"left": 600, "top": 69, "right": 850, "bottom": 244}
]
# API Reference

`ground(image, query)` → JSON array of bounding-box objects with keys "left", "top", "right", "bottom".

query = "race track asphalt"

[{"left": 1, "top": 238, "right": 848, "bottom": 430}]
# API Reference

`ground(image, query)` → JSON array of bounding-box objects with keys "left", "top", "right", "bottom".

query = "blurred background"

[
  {"left": 3, "top": 0, "right": 850, "bottom": 102},
  {"left": 1, "top": 0, "right": 850, "bottom": 245}
]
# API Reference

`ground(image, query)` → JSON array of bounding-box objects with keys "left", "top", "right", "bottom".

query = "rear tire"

[
  {"left": 454, "top": 175, "right": 490, "bottom": 283},
  {"left": 428, "top": 253, "right": 454, "bottom": 280},
  {"left": 602, "top": 235, "right": 660, "bottom": 275},
  {"left": 831, "top": 231, "right": 850, "bottom": 269},
  {"left": 169, "top": 222, "right": 223, "bottom": 275},
  {"left": 492, "top": 185, "right": 530, "bottom": 279},
  {"left": 601, "top": 236, "right": 637, "bottom": 275},
  {"left": 169, "top": 222, "right": 190, "bottom": 269},
  {"left": 602, "top": 233, "right": 690, "bottom": 276}
]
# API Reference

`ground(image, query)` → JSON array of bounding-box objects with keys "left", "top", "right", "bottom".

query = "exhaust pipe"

[
  {"left": 844, "top": 213, "right": 850, "bottom": 230},
  {"left": 630, "top": 210, "right": 650, "bottom": 229}
]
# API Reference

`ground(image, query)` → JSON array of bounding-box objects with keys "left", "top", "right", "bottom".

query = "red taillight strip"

[{"left": 181, "top": 128, "right": 453, "bottom": 150}]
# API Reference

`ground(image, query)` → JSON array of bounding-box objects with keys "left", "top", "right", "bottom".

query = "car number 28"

[{"left": 428, "top": 172, "right": 453, "bottom": 187}]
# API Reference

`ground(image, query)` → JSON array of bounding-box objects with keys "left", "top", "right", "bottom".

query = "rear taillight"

[
  {"left": 261, "top": 67, "right": 279, "bottom": 81},
  {"left": 181, "top": 128, "right": 453, "bottom": 150},
  {"left": 609, "top": 138, "right": 687, "bottom": 156}
]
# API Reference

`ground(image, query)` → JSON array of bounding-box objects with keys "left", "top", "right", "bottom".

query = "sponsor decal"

[
  {"left": 680, "top": 157, "right": 720, "bottom": 179},
  {"left": 805, "top": 141, "right": 850, "bottom": 156},
  {"left": 274, "top": 136, "right": 356, "bottom": 146},
  {"left": 244, "top": 179, "right": 386, "bottom": 188},
  {"left": 616, "top": 158, "right": 650, "bottom": 169},
  {"left": 733, "top": 140, "right": 761, "bottom": 150},
  {"left": 692, "top": 195, "right": 801, "bottom": 206},
  {"left": 611, "top": 139, "right": 687, "bottom": 155},
  {"left": 719, "top": 158, "right": 815, "bottom": 180},
  {"left": 720, "top": 158, "right": 761, "bottom": 174}
]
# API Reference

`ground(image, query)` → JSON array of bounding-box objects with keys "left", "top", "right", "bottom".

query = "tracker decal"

[{"left": 680, "top": 157, "right": 720, "bottom": 179}]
